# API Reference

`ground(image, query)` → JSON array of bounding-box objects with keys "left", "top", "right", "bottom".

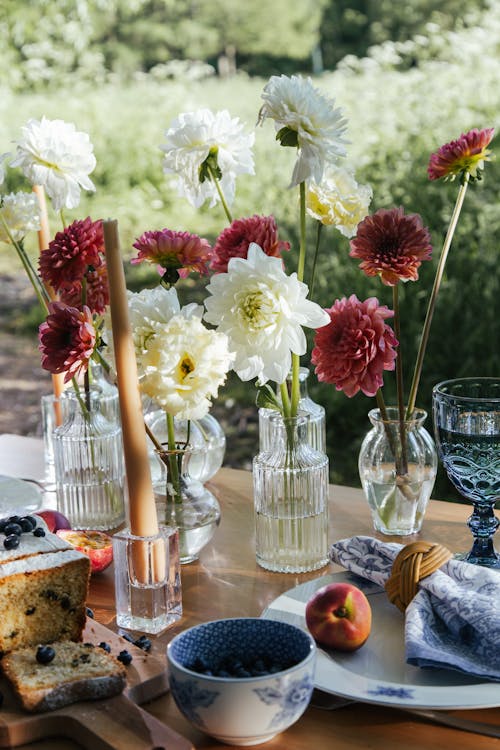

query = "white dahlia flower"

[
  {"left": 139, "top": 313, "right": 234, "bottom": 420},
  {"left": 0, "top": 192, "right": 41, "bottom": 243},
  {"left": 161, "top": 108, "right": 255, "bottom": 208},
  {"left": 204, "top": 243, "right": 329, "bottom": 384},
  {"left": 10, "top": 117, "right": 96, "bottom": 211},
  {"left": 259, "top": 74, "right": 348, "bottom": 187},
  {"left": 306, "top": 166, "right": 373, "bottom": 237}
]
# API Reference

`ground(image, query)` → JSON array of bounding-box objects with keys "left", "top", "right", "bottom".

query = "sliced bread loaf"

[{"left": 1, "top": 641, "right": 127, "bottom": 712}]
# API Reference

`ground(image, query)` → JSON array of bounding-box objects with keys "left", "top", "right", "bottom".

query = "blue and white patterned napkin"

[{"left": 330, "top": 536, "right": 500, "bottom": 682}]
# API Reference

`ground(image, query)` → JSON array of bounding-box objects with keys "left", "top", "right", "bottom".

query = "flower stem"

[
  {"left": 60, "top": 209, "right": 66, "bottom": 229},
  {"left": 207, "top": 165, "right": 233, "bottom": 224},
  {"left": 297, "top": 181, "right": 307, "bottom": 283},
  {"left": 406, "top": 176, "right": 470, "bottom": 418},
  {"left": 279, "top": 381, "right": 292, "bottom": 419},
  {"left": 308, "top": 222, "right": 323, "bottom": 300},
  {"left": 290, "top": 181, "right": 308, "bottom": 418},
  {"left": 0, "top": 217, "right": 50, "bottom": 312},
  {"left": 165, "top": 412, "right": 182, "bottom": 504},
  {"left": 393, "top": 284, "right": 407, "bottom": 475}
]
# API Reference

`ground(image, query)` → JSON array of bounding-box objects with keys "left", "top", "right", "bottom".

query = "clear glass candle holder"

[{"left": 113, "top": 525, "right": 182, "bottom": 634}]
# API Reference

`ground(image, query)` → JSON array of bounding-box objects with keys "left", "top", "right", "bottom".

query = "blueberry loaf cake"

[
  {"left": 0, "top": 514, "right": 90, "bottom": 653},
  {"left": 1, "top": 641, "right": 126, "bottom": 712}
]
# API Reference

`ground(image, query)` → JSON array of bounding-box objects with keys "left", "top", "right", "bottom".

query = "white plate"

[
  {"left": 0, "top": 475, "right": 43, "bottom": 514},
  {"left": 261, "top": 571, "right": 500, "bottom": 710}
]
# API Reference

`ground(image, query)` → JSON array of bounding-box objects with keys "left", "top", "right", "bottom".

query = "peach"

[{"left": 305, "top": 582, "right": 372, "bottom": 652}]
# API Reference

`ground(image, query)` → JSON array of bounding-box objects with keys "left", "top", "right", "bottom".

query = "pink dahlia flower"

[
  {"left": 39, "top": 218, "right": 104, "bottom": 290},
  {"left": 349, "top": 207, "right": 432, "bottom": 286},
  {"left": 131, "top": 229, "right": 212, "bottom": 277},
  {"left": 211, "top": 214, "right": 290, "bottom": 273},
  {"left": 39, "top": 302, "right": 96, "bottom": 383},
  {"left": 428, "top": 127, "right": 494, "bottom": 182},
  {"left": 58, "top": 262, "right": 109, "bottom": 315},
  {"left": 312, "top": 294, "right": 398, "bottom": 398}
]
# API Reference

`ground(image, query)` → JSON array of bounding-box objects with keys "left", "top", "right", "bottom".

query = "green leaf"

[
  {"left": 275, "top": 126, "right": 299, "bottom": 148},
  {"left": 199, "top": 146, "right": 222, "bottom": 184},
  {"left": 255, "top": 384, "right": 283, "bottom": 412}
]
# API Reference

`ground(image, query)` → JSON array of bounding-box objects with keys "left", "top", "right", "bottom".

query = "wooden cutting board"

[{"left": 0, "top": 619, "right": 194, "bottom": 750}]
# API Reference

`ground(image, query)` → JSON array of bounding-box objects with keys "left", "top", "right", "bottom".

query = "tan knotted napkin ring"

[{"left": 385, "top": 541, "right": 453, "bottom": 612}]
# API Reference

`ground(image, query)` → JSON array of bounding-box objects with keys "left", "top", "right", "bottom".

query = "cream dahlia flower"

[
  {"left": 306, "top": 166, "right": 372, "bottom": 238},
  {"left": 139, "top": 313, "right": 234, "bottom": 420},
  {"left": 161, "top": 108, "right": 255, "bottom": 208},
  {"left": 259, "top": 74, "right": 348, "bottom": 187},
  {"left": 0, "top": 192, "right": 41, "bottom": 243},
  {"left": 204, "top": 243, "right": 330, "bottom": 384},
  {"left": 10, "top": 117, "right": 96, "bottom": 211}
]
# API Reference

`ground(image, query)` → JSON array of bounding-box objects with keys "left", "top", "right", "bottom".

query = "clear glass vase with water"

[
  {"left": 53, "top": 390, "right": 125, "bottom": 530},
  {"left": 253, "top": 413, "right": 329, "bottom": 573}
]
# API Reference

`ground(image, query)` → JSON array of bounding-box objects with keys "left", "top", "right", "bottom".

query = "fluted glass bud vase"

[
  {"left": 53, "top": 391, "right": 125, "bottom": 530},
  {"left": 358, "top": 407, "right": 437, "bottom": 536},
  {"left": 259, "top": 368, "right": 326, "bottom": 453},
  {"left": 253, "top": 413, "right": 329, "bottom": 573},
  {"left": 153, "top": 448, "right": 221, "bottom": 564}
]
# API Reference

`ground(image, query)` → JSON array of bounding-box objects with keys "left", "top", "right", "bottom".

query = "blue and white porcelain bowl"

[{"left": 167, "top": 617, "right": 316, "bottom": 746}]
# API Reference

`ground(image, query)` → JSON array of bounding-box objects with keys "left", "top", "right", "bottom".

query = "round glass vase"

[
  {"left": 146, "top": 411, "right": 226, "bottom": 484},
  {"left": 153, "top": 448, "right": 221, "bottom": 564},
  {"left": 53, "top": 390, "right": 126, "bottom": 531},
  {"left": 259, "top": 367, "right": 326, "bottom": 453},
  {"left": 253, "top": 413, "right": 329, "bottom": 573},
  {"left": 358, "top": 407, "right": 437, "bottom": 536}
]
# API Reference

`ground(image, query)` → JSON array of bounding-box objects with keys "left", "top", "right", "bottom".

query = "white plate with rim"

[
  {"left": 261, "top": 571, "right": 500, "bottom": 710},
  {"left": 0, "top": 475, "right": 43, "bottom": 514}
]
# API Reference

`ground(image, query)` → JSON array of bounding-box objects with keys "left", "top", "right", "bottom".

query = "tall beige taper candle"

[{"left": 102, "top": 219, "right": 159, "bottom": 541}]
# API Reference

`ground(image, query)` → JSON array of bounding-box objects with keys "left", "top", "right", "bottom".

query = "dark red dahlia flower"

[
  {"left": 39, "top": 218, "right": 104, "bottom": 291},
  {"left": 428, "top": 127, "right": 494, "bottom": 182},
  {"left": 58, "top": 262, "right": 109, "bottom": 315},
  {"left": 39, "top": 302, "right": 96, "bottom": 383},
  {"left": 312, "top": 294, "right": 398, "bottom": 398},
  {"left": 211, "top": 214, "right": 290, "bottom": 273},
  {"left": 349, "top": 207, "right": 432, "bottom": 286}
]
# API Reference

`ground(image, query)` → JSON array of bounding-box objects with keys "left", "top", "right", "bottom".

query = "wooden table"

[{"left": 0, "top": 437, "right": 499, "bottom": 749}]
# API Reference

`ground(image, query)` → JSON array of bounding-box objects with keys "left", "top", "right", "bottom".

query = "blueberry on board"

[
  {"left": 19, "top": 516, "right": 37, "bottom": 532},
  {"left": 3, "top": 535, "right": 20, "bottom": 551},
  {"left": 134, "top": 635, "right": 152, "bottom": 652},
  {"left": 85, "top": 607, "right": 94, "bottom": 619},
  {"left": 98, "top": 642, "right": 111, "bottom": 653},
  {"left": 33, "top": 527, "right": 46, "bottom": 537},
  {"left": 117, "top": 650, "right": 133, "bottom": 666},
  {"left": 3, "top": 523, "right": 22, "bottom": 537},
  {"left": 36, "top": 645, "right": 56, "bottom": 665},
  {"left": 0, "top": 518, "right": 8, "bottom": 533}
]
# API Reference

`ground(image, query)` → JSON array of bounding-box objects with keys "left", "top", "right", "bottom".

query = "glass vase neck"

[{"left": 369, "top": 407, "right": 427, "bottom": 429}]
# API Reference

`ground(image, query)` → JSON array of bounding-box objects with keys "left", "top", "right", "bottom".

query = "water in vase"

[{"left": 255, "top": 508, "right": 328, "bottom": 573}]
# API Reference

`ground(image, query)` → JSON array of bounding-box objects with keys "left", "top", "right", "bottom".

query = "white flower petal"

[
  {"left": 161, "top": 108, "right": 254, "bottom": 209},
  {"left": 10, "top": 117, "right": 96, "bottom": 211},
  {"left": 204, "top": 243, "right": 326, "bottom": 384},
  {"left": 259, "top": 74, "right": 348, "bottom": 187}
]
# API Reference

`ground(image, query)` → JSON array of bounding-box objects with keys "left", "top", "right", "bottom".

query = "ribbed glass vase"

[
  {"left": 53, "top": 390, "right": 125, "bottom": 530},
  {"left": 259, "top": 367, "right": 326, "bottom": 453},
  {"left": 253, "top": 413, "right": 329, "bottom": 573}
]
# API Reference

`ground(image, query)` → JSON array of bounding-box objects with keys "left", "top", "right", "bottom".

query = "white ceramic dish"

[
  {"left": 261, "top": 571, "right": 500, "bottom": 710},
  {"left": 0, "top": 475, "right": 43, "bottom": 514}
]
